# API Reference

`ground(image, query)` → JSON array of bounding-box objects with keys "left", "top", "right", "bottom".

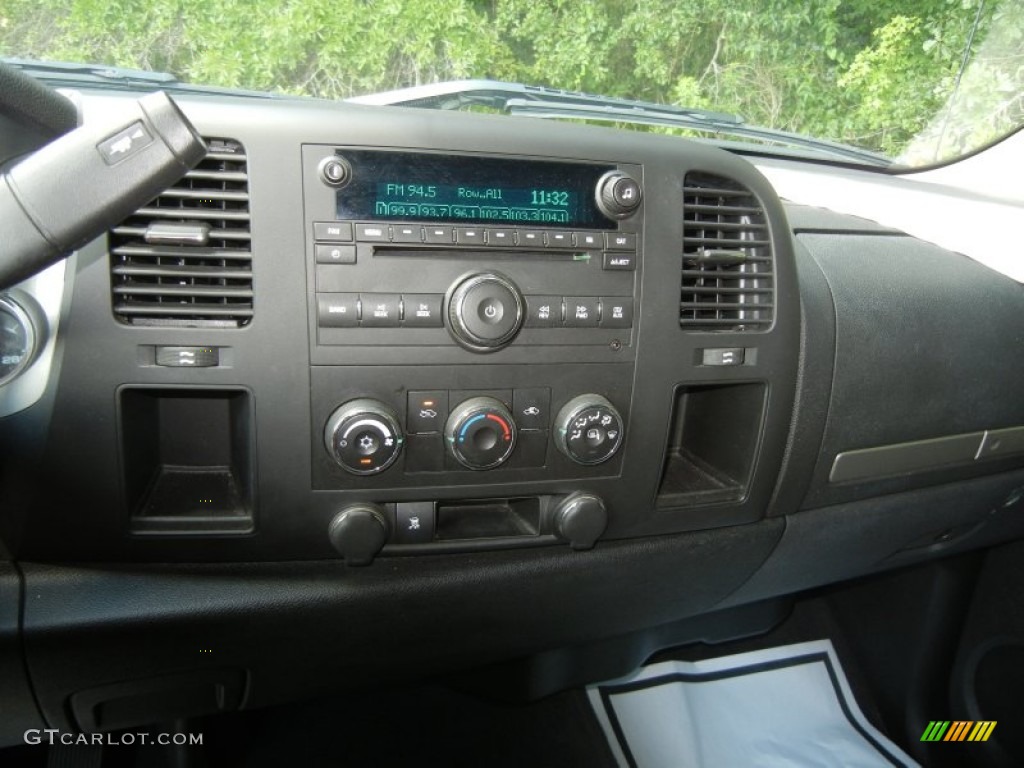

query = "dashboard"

[{"left": 1, "top": 89, "right": 1022, "bottom": 741}]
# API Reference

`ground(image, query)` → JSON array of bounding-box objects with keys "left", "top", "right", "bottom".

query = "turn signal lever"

[{"left": 0, "top": 90, "right": 206, "bottom": 289}]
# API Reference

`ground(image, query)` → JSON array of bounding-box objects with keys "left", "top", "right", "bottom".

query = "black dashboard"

[{"left": 1, "top": 90, "right": 1022, "bottom": 741}]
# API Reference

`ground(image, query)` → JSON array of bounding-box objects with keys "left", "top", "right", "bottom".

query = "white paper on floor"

[{"left": 587, "top": 639, "right": 918, "bottom": 768}]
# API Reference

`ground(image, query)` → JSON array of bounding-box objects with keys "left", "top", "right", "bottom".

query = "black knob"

[
  {"left": 324, "top": 399, "right": 403, "bottom": 475},
  {"left": 445, "top": 396, "right": 517, "bottom": 470},
  {"left": 328, "top": 503, "right": 389, "bottom": 565},
  {"left": 446, "top": 272, "right": 524, "bottom": 352},
  {"left": 319, "top": 155, "right": 352, "bottom": 187},
  {"left": 555, "top": 395, "right": 624, "bottom": 466},
  {"left": 596, "top": 171, "right": 642, "bottom": 219},
  {"left": 553, "top": 492, "right": 608, "bottom": 550}
]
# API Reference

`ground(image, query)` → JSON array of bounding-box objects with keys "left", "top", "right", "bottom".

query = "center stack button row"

[{"left": 318, "top": 293, "right": 443, "bottom": 328}]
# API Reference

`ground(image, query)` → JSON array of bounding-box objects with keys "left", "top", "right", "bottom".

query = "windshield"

[{"left": 1, "top": 0, "right": 1021, "bottom": 168}]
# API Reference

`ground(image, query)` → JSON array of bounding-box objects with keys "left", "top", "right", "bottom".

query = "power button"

[{"left": 447, "top": 272, "right": 525, "bottom": 352}]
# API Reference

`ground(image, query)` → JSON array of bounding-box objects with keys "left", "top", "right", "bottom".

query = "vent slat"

[
  {"left": 680, "top": 172, "right": 775, "bottom": 331},
  {"left": 184, "top": 169, "right": 248, "bottom": 183},
  {"left": 109, "top": 138, "right": 252, "bottom": 327},
  {"left": 684, "top": 203, "right": 763, "bottom": 216},
  {"left": 683, "top": 186, "right": 754, "bottom": 197},
  {"left": 111, "top": 227, "right": 251, "bottom": 242},
  {"left": 160, "top": 188, "right": 250, "bottom": 202},
  {"left": 682, "top": 236, "right": 770, "bottom": 248},
  {"left": 682, "top": 285, "right": 774, "bottom": 295},
  {"left": 112, "top": 284, "right": 253, "bottom": 298},
  {"left": 680, "top": 302, "right": 774, "bottom": 310},
  {"left": 134, "top": 207, "right": 251, "bottom": 222},
  {"left": 111, "top": 244, "right": 252, "bottom": 261},
  {"left": 113, "top": 302, "right": 255, "bottom": 318},
  {"left": 112, "top": 264, "right": 253, "bottom": 280}
]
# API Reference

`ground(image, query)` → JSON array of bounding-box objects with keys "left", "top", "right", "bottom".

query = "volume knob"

[{"left": 446, "top": 272, "right": 524, "bottom": 352}]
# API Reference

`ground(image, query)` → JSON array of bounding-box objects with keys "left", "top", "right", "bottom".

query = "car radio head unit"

[{"left": 330, "top": 149, "right": 617, "bottom": 228}]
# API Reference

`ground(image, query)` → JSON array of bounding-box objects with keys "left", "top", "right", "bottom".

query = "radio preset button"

[
  {"left": 599, "top": 297, "right": 634, "bottom": 328},
  {"left": 546, "top": 231, "right": 573, "bottom": 248},
  {"left": 313, "top": 221, "right": 353, "bottom": 242},
  {"left": 356, "top": 223, "right": 390, "bottom": 242},
  {"left": 486, "top": 228, "right": 516, "bottom": 246},
  {"left": 315, "top": 244, "right": 356, "bottom": 264},
  {"left": 564, "top": 297, "right": 600, "bottom": 328},
  {"left": 574, "top": 231, "right": 602, "bottom": 249},
  {"left": 318, "top": 294, "right": 360, "bottom": 327},
  {"left": 401, "top": 294, "right": 443, "bottom": 328},
  {"left": 360, "top": 293, "right": 401, "bottom": 327},
  {"left": 519, "top": 230, "right": 545, "bottom": 247},
  {"left": 392, "top": 224, "right": 423, "bottom": 243},
  {"left": 456, "top": 227, "right": 485, "bottom": 245},
  {"left": 525, "top": 295, "right": 562, "bottom": 327},
  {"left": 424, "top": 225, "right": 454, "bottom": 244}
]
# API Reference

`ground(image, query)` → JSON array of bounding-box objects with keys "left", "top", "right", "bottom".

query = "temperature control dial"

[
  {"left": 555, "top": 395, "right": 624, "bottom": 466},
  {"left": 324, "top": 399, "right": 404, "bottom": 475},
  {"left": 445, "top": 396, "right": 517, "bottom": 470}
]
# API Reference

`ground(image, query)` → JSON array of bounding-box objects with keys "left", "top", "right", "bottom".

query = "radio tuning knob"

[
  {"left": 596, "top": 171, "right": 642, "bottom": 219},
  {"left": 555, "top": 394, "right": 624, "bottom": 466}
]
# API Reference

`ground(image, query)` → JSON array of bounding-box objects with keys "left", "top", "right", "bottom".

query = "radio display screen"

[{"left": 335, "top": 150, "right": 615, "bottom": 229}]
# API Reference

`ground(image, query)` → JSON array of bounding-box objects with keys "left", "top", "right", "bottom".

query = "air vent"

[
  {"left": 110, "top": 138, "right": 252, "bottom": 327},
  {"left": 681, "top": 173, "right": 773, "bottom": 330}
]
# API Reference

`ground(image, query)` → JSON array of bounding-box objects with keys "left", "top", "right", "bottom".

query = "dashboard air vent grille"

[
  {"left": 109, "top": 138, "right": 252, "bottom": 327},
  {"left": 681, "top": 173, "right": 773, "bottom": 330}
]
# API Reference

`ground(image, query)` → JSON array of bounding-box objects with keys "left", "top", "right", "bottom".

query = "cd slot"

[{"left": 372, "top": 246, "right": 583, "bottom": 261}]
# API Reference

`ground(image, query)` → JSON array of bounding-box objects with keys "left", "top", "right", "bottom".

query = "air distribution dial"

[
  {"left": 555, "top": 394, "right": 624, "bottom": 465},
  {"left": 324, "top": 398, "right": 404, "bottom": 475},
  {"left": 444, "top": 396, "right": 517, "bottom": 470},
  {"left": 446, "top": 272, "right": 525, "bottom": 352},
  {"left": 595, "top": 171, "right": 642, "bottom": 219}
]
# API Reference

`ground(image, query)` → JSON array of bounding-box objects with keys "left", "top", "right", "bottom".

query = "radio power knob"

[
  {"left": 446, "top": 272, "right": 525, "bottom": 352},
  {"left": 555, "top": 394, "right": 624, "bottom": 466},
  {"left": 596, "top": 171, "right": 642, "bottom": 219}
]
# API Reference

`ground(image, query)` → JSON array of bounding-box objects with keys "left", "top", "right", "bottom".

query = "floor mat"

[{"left": 588, "top": 639, "right": 917, "bottom": 768}]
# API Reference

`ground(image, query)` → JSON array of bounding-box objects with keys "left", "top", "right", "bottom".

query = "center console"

[{"left": 301, "top": 146, "right": 648, "bottom": 560}]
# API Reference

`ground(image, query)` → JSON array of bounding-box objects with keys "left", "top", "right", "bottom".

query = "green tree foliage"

[{"left": 1, "top": 0, "right": 1020, "bottom": 163}]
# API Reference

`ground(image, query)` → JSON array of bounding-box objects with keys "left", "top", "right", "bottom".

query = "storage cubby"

[
  {"left": 656, "top": 383, "right": 766, "bottom": 508},
  {"left": 119, "top": 388, "right": 255, "bottom": 534}
]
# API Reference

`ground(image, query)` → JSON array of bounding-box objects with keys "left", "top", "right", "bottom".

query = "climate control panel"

[{"left": 312, "top": 364, "right": 632, "bottom": 489}]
